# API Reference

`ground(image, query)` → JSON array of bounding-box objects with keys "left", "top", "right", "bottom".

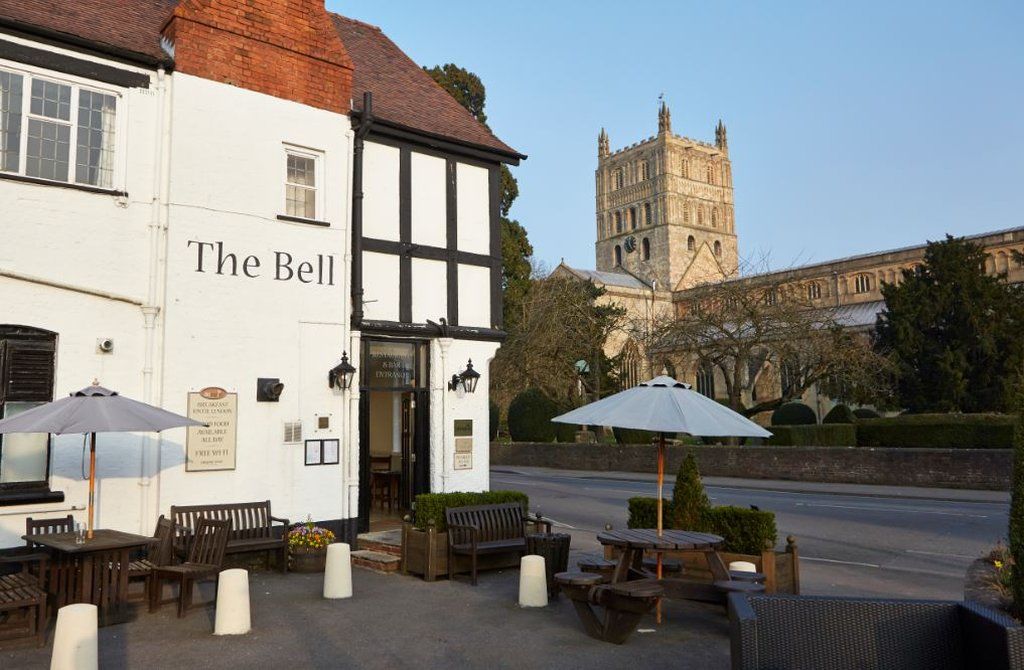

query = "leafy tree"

[
  {"left": 670, "top": 453, "right": 710, "bottom": 530},
  {"left": 1011, "top": 370, "right": 1024, "bottom": 614},
  {"left": 876, "top": 236, "right": 1024, "bottom": 412},
  {"left": 425, "top": 62, "right": 532, "bottom": 328}
]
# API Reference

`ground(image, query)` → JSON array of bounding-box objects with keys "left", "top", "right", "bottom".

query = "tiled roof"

[
  {"left": 560, "top": 265, "right": 651, "bottom": 290},
  {"left": 0, "top": 0, "right": 177, "bottom": 64},
  {"left": 833, "top": 300, "right": 885, "bottom": 329},
  {"left": 330, "top": 14, "right": 522, "bottom": 160}
]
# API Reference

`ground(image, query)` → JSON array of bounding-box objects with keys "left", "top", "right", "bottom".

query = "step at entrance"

[
  {"left": 357, "top": 529, "right": 402, "bottom": 557},
  {"left": 352, "top": 549, "right": 401, "bottom": 573}
]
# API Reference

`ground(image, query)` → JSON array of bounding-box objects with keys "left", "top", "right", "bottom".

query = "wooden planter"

[
  {"left": 400, "top": 521, "right": 544, "bottom": 581},
  {"left": 289, "top": 546, "right": 328, "bottom": 573},
  {"left": 605, "top": 535, "right": 801, "bottom": 594}
]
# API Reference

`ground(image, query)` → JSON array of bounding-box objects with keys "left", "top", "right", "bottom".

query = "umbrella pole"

[
  {"left": 656, "top": 432, "right": 665, "bottom": 624},
  {"left": 87, "top": 432, "right": 96, "bottom": 539}
]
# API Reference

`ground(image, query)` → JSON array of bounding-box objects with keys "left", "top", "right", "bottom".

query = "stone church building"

[{"left": 556, "top": 103, "right": 1024, "bottom": 415}]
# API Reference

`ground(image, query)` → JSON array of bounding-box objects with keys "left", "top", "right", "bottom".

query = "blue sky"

[{"left": 333, "top": 1, "right": 1024, "bottom": 273}]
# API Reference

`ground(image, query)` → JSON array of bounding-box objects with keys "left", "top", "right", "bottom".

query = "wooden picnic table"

[
  {"left": 25, "top": 529, "right": 155, "bottom": 625},
  {"left": 596, "top": 528, "right": 731, "bottom": 603}
]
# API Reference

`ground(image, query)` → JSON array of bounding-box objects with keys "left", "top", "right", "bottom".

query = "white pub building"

[{"left": 0, "top": 0, "right": 523, "bottom": 547}]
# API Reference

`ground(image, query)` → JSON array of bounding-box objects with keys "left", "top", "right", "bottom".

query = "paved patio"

[{"left": 2, "top": 567, "right": 731, "bottom": 669}]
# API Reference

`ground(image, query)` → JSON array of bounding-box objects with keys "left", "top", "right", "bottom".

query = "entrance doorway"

[{"left": 358, "top": 339, "right": 430, "bottom": 533}]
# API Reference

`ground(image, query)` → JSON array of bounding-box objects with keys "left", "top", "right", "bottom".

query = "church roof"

[
  {"left": 833, "top": 300, "right": 885, "bottom": 330},
  {"left": 558, "top": 265, "right": 651, "bottom": 290}
]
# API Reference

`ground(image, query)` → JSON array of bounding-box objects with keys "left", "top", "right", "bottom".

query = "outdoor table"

[
  {"left": 596, "top": 528, "right": 729, "bottom": 603},
  {"left": 25, "top": 529, "right": 155, "bottom": 626}
]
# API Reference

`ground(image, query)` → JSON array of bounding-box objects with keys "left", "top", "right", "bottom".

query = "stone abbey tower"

[{"left": 594, "top": 102, "right": 737, "bottom": 290}]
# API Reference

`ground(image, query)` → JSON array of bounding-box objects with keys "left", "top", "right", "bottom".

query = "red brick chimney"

[{"left": 163, "top": 0, "right": 353, "bottom": 114}]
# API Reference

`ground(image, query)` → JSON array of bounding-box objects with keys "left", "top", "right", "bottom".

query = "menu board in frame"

[{"left": 186, "top": 387, "right": 238, "bottom": 472}]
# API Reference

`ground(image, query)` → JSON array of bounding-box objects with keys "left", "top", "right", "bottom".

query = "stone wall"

[{"left": 490, "top": 442, "right": 1011, "bottom": 491}]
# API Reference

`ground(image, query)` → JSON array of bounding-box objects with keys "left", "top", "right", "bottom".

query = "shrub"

[
  {"left": 702, "top": 506, "right": 778, "bottom": 555},
  {"left": 823, "top": 404, "right": 856, "bottom": 424},
  {"left": 627, "top": 497, "right": 672, "bottom": 529},
  {"left": 670, "top": 453, "right": 710, "bottom": 530},
  {"left": 768, "top": 424, "right": 857, "bottom": 447},
  {"left": 771, "top": 402, "right": 817, "bottom": 426},
  {"left": 1010, "top": 388, "right": 1024, "bottom": 614},
  {"left": 853, "top": 407, "right": 881, "bottom": 419},
  {"left": 507, "top": 389, "right": 574, "bottom": 442},
  {"left": 489, "top": 400, "right": 499, "bottom": 441},
  {"left": 613, "top": 427, "right": 659, "bottom": 444},
  {"left": 413, "top": 490, "right": 529, "bottom": 532},
  {"left": 856, "top": 413, "right": 1015, "bottom": 449}
]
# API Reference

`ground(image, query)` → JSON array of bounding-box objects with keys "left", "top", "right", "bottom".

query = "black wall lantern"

[
  {"left": 257, "top": 377, "right": 285, "bottom": 402},
  {"left": 448, "top": 359, "right": 481, "bottom": 394},
  {"left": 328, "top": 352, "right": 357, "bottom": 390}
]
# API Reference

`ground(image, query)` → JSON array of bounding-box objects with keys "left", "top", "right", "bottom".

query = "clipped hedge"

[
  {"left": 507, "top": 389, "right": 575, "bottom": 442},
  {"left": 627, "top": 497, "right": 777, "bottom": 554},
  {"left": 856, "top": 413, "right": 1015, "bottom": 449},
  {"left": 771, "top": 402, "right": 817, "bottom": 426},
  {"left": 823, "top": 404, "right": 856, "bottom": 424},
  {"left": 489, "top": 400, "right": 500, "bottom": 441},
  {"left": 853, "top": 407, "right": 881, "bottom": 420},
  {"left": 414, "top": 490, "right": 528, "bottom": 531},
  {"left": 768, "top": 424, "right": 857, "bottom": 447},
  {"left": 613, "top": 427, "right": 657, "bottom": 445}
]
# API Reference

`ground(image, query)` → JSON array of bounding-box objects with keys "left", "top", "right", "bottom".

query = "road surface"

[{"left": 492, "top": 466, "right": 1009, "bottom": 599}]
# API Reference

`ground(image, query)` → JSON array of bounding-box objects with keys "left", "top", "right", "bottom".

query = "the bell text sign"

[{"left": 186, "top": 388, "right": 238, "bottom": 471}]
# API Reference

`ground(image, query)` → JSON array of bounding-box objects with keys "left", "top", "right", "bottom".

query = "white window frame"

[
  {"left": 0, "top": 60, "right": 125, "bottom": 191},
  {"left": 282, "top": 144, "right": 324, "bottom": 222}
]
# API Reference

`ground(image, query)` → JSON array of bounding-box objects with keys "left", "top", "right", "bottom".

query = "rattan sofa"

[{"left": 729, "top": 594, "right": 1024, "bottom": 670}]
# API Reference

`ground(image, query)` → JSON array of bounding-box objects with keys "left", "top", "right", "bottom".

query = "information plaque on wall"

[
  {"left": 454, "top": 419, "right": 473, "bottom": 469},
  {"left": 186, "top": 387, "right": 238, "bottom": 472}
]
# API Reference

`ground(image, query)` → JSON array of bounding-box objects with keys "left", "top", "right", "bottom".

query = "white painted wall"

[
  {"left": 410, "top": 152, "right": 446, "bottom": 248},
  {"left": 363, "top": 251, "right": 400, "bottom": 322},
  {"left": 362, "top": 141, "right": 400, "bottom": 241},
  {"left": 456, "top": 162, "right": 490, "bottom": 255},
  {"left": 457, "top": 264, "right": 492, "bottom": 328},
  {"left": 411, "top": 258, "right": 447, "bottom": 324}
]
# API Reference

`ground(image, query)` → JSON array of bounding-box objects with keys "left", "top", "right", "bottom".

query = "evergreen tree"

[
  {"left": 875, "top": 235, "right": 1024, "bottom": 412},
  {"left": 670, "top": 453, "right": 710, "bottom": 530},
  {"left": 1011, "top": 372, "right": 1024, "bottom": 614}
]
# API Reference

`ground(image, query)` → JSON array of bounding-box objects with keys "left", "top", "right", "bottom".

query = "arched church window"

[
  {"left": 683, "top": 203, "right": 690, "bottom": 224},
  {"left": 697, "top": 208, "right": 704, "bottom": 226},
  {"left": 854, "top": 274, "right": 872, "bottom": 294},
  {"left": 706, "top": 163, "right": 714, "bottom": 184},
  {"left": 807, "top": 282, "right": 821, "bottom": 300},
  {"left": 641, "top": 237, "right": 650, "bottom": 261},
  {"left": 619, "top": 341, "right": 642, "bottom": 389},
  {"left": 614, "top": 211, "right": 622, "bottom": 233},
  {"left": 643, "top": 202, "right": 652, "bottom": 226},
  {"left": 639, "top": 160, "right": 650, "bottom": 181},
  {"left": 629, "top": 207, "right": 637, "bottom": 230},
  {"left": 614, "top": 245, "right": 622, "bottom": 266},
  {"left": 711, "top": 209, "right": 719, "bottom": 227},
  {"left": 614, "top": 169, "right": 624, "bottom": 190},
  {"left": 681, "top": 160, "right": 689, "bottom": 178},
  {"left": 687, "top": 235, "right": 695, "bottom": 251},
  {"left": 714, "top": 240, "right": 722, "bottom": 257},
  {"left": 696, "top": 361, "right": 715, "bottom": 398}
]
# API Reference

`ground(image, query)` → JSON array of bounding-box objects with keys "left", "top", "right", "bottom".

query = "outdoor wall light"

[
  {"left": 328, "top": 352, "right": 357, "bottom": 390},
  {"left": 257, "top": 378, "right": 285, "bottom": 402},
  {"left": 448, "top": 359, "right": 481, "bottom": 394}
]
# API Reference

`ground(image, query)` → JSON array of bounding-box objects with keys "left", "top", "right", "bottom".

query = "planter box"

[
  {"left": 605, "top": 535, "right": 801, "bottom": 594},
  {"left": 400, "top": 521, "right": 543, "bottom": 581}
]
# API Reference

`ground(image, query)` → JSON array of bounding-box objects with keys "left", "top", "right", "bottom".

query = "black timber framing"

[
  {"left": 398, "top": 148, "right": 412, "bottom": 324},
  {"left": 0, "top": 38, "right": 152, "bottom": 89}
]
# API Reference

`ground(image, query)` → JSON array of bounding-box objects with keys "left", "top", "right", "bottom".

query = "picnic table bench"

[
  {"left": 170, "top": 501, "right": 289, "bottom": 572},
  {"left": 555, "top": 571, "right": 663, "bottom": 644},
  {"left": 445, "top": 502, "right": 551, "bottom": 585}
]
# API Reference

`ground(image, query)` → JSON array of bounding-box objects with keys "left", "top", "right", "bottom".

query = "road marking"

[
  {"left": 906, "top": 549, "right": 978, "bottom": 559},
  {"left": 794, "top": 502, "right": 988, "bottom": 518},
  {"left": 803, "top": 556, "right": 881, "bottom": 568},
  {"left": 803, "top": 556, "right": 964, "bottom": 579}
]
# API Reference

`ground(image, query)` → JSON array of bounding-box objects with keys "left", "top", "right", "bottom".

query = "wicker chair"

[
  {"left": 149, "top": 518, "right": 230, "bottom": 618},
  {"left": 729, "top": 593, "right": 1024, "bottom": 670}
]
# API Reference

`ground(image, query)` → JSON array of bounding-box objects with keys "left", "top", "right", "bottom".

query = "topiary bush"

[
  {"left": 855, "top": 413, "right": 1015, "bottom": 449},
  {"left": 489, "top": 400, "right": 499, "bottom": 441},
  {"left": 823, "top": 404, "right": 856, "bottom": 424},
  {"left": 627, "top": 497, "right": 671, "bottom": 529},
  {"left": 853, "top": 407, "right": 881, "bottom": 420},
  {"left": 771, "top": 402, "right": 817, "bottom": 426},
  {"left": 768, "top": 424, "right": 857, "bottom": 447},
  {"left": 670, "top": 453, "right": 710, "bottom": 530},
  {"left": 413, "top": 490, "right": 528, "bottom": 531},
  {"left": 701, "top": 506, "right": 778, "bottom": 555},
  {"left": 507, "top": 389, "right": 575, "bottom": 442}
]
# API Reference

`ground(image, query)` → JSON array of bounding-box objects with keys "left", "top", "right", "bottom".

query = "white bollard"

[
  {"left": 518, "top": 555, "right": 548, "bottom": 608},
  {"left": 729, "top": 560, "right": 757, "bottom": 574},
  {"left": 214, "top": 568, "right": 251, "bottom": 635},
  {"left": 323, "top": 542, "right": 353, "bottom": 599},
  {"left": 50, "top": 603, "right": 97, "bottom": 670}
]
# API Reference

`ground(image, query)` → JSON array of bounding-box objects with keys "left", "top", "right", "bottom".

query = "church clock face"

[{"left": 624, "top": 236, "right": 637, "bottom": 253}]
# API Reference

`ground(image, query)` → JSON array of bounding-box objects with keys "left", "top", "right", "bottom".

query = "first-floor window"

[
  {"left": 0, "top": 326, "right": 56, "bottom": 489},
  {"left": 696, "top": 361, "right": 715, "bottom": 398},
  {"left": 0, "top": 67, "right": 118, "bottom": 188},
  {"left": 285, "top": 149, "right": 318, "bottom": 219}
]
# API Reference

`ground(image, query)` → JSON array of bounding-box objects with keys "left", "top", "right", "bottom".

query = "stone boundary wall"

[{"left": 490, "top": 443, "right": 1011, "bottom": 491}]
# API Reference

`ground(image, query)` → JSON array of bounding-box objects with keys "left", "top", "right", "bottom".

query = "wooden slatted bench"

[
  {"left": 445, "top": 502, "right": 550, "bottom": 585},
  {"left": 0, "top": 552, "right": 48, "bottom": 647},
  {"left": 170, "top": 501, "right": 289, "bottom": 573}
]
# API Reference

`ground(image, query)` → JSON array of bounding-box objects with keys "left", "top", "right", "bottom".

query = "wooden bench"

[
  {"left": 170, "top": 501, "right": 289, "bottom": 572},
  {"left": 0, "top": 552, "right": 48, "bottom": 647},
  {"left": 555, "top": 571, "right": 663, "bottom": 644},
  {"left": 445, "top": 502, "right": 550, "bottom": 585}
]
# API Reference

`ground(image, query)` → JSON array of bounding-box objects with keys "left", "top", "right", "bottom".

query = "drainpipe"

[
  {"left": 438, "top": 337, "right": 453, "bottom": 491},
  {"left": 350, "top": 92, "right": 374, "bottom": 327},
  {"left": 139, "top": 66, "right": 172, "bottom": 532},
  {"left": 341, "top": 114, "right": 358, "bottom": 529}
]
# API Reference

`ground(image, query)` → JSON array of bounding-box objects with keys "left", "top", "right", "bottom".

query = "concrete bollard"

[
  {"left": 729, "top": 561, "right": 757, "bottom": 573},
  {"left": 323, "top": 542, "right": 353, "bottom": 599},
  {"left": 518, "top": 555, "right": 548, "bottom": 608},
  {"left": 50, "top": 603, "right": 98, "bottom": 670},
  {"left": 214, "top": 569, "right": 251, "bottom": 635}
]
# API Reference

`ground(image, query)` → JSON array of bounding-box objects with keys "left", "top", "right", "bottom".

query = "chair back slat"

[
  {"left": 25, "top": 514, "right": 75, "bottom": 546},
  {"left": 151, "top": 515, "right": 177, "bottom": 567},
  {"left": 188, "top": 518, "right": 231, "bottom": 566}
]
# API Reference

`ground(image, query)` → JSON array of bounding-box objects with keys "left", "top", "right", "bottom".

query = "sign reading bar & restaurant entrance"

[{"left": 186, "top": 387, "right": 238, "bottom": 471}]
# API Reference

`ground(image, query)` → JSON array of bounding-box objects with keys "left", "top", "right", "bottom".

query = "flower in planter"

[{"left": 288, "top": 515, "right": 335, "bottom": 551}]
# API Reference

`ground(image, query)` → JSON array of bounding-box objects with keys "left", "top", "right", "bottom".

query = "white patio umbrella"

[
  {"left": 552, "top": 375, "right": 771, "bottom": 612},
  {"left": 0, "top": 380, "right": 205, "bottom": 538}
]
